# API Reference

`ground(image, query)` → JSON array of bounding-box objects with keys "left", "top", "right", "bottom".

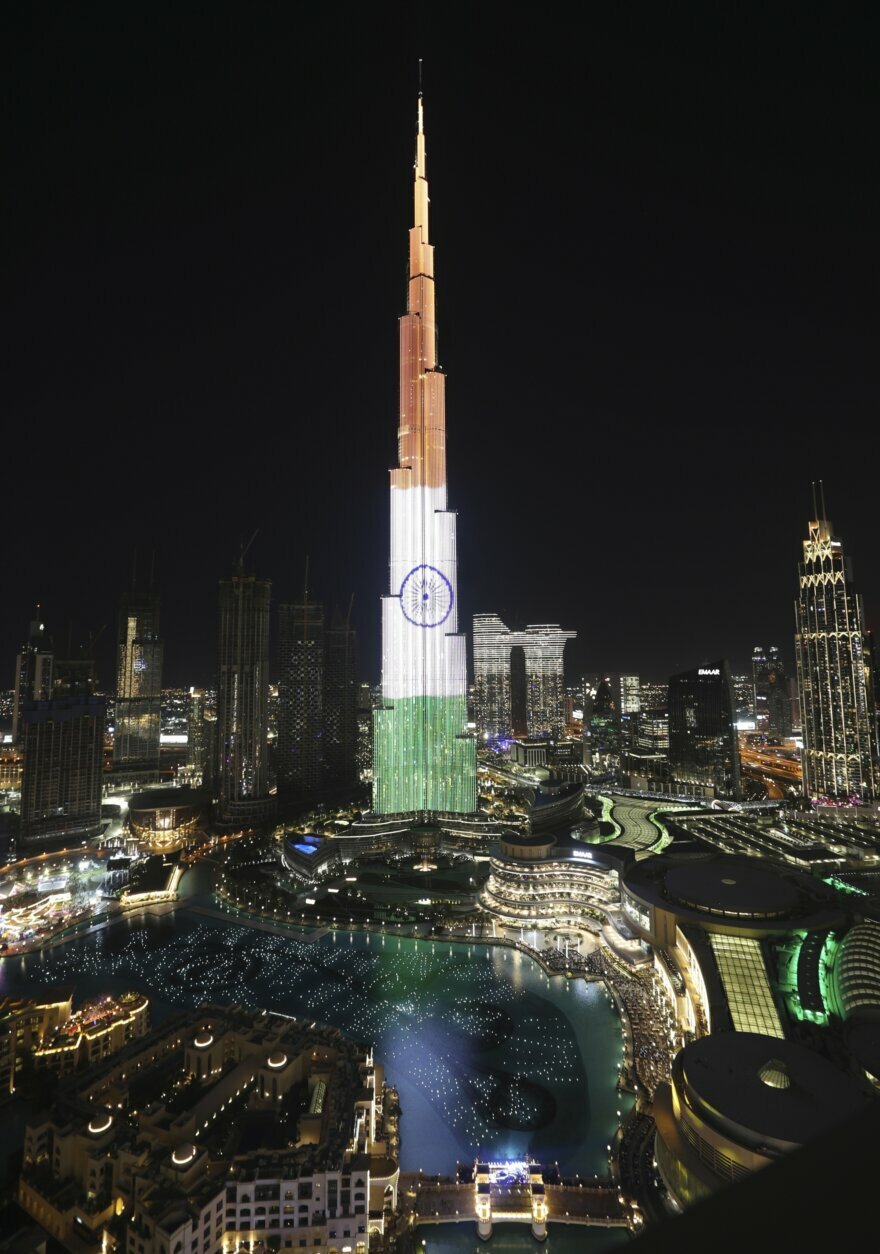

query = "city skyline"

[
  {"left": 4, "top": 16, "right": 880, "bottom": 1246},
  {"left": 5, "top": 14, "right": 877, "bottom": 689}
]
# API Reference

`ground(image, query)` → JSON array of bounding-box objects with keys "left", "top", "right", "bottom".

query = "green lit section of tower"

[{"left": 372, "top": 96, "right": 477, "bottom": 815}]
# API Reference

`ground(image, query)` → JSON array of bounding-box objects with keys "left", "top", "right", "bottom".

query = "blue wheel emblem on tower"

[{"left": 399, "top": 564, "right": 453, "bottom": 628}]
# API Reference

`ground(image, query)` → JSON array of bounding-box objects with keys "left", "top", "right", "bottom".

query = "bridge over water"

[{"left": 400, "top": 1164, "right": 631, "bottom": 1241}]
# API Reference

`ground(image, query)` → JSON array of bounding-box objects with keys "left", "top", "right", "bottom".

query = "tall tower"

[
  {"left": 217, "top": 568, "right": 274, "bottom": 825},
  {"left": 324, "top": 608, "right": 358, "bottom": 789},
  {"left": 668, "top": 660, "right": 740, "bottom": 799},
  {"left": 113, "top": 577, "right": 163, "bottom": 782},
  {"left": 372, "top": 96, "right": 477, "bottom": 815},
  {"left": 11, "top": 612, "right": 54, "bottom": 742},
  {"left": 795, "top": 497, "right": 878, "bottom": 803},
  {"left": 20, "top": 696, "right": 106, "bottom": 850},
  {"left": 278, "top": 597, "right": 325, "bottom": 797}
]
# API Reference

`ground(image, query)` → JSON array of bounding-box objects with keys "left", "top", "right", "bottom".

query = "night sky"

[{"left": 5, "top": 10, "right": 877, "bottom": 688}]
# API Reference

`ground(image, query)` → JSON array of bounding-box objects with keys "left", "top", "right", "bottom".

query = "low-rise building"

[
  {"left": 0, "top": 988, "right": 148, "bottom": 1092},
  {"left": 19, "top": 1005, "right": 398, "bottom": 1254},
  {"left": 480, "top": 833, "right": 632, "bottom": 930}
]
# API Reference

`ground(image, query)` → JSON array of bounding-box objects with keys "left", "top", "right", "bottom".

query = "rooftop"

[{"left": 676, "top": 1031, "right": 869, "bottom": 1149}]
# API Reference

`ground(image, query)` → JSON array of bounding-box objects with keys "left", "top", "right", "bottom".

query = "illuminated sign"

[{"left": 698, "top": 668, "right": 720, "bottom": 676}]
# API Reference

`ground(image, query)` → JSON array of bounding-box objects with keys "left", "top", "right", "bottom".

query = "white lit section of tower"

[{"left": 373, "top": 97, "right": 477, "bottom": 815}]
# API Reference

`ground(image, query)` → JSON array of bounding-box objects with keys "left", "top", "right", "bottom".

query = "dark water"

[{"left": 0, "top": 897, "right": 630, "bottom": 1174}]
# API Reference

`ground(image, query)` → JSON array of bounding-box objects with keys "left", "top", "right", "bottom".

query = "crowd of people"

[
  {"left": 541, "top": 942, "right": 592, "bottom": 973},
  {"left": 583, "top": 948, "right": 674, "bottom": 1097}
]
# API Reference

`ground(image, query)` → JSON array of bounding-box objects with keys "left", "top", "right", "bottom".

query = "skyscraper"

[
  {"left": 472, "top": 614, "right": 576, "bottom": 740},
  {"left": 11, "top": 612, "right": 54, "bottom": 743},
  {"left": 277, "top": 599, "right": 358, "bottom": 798},
  {"left": 216, "top": 569, "right": 274, "bottom": 825},
  {"left": 187, "top": 688, "right": 212, "bottom": 784},
  {"left": 473, "top": 614, "right": 515, "bottom": 740},
  {"left": 372, "top": 97, "right": 477, "bottom": 816},
  {"left": 752, "top": 646, "right": 790, "bottom": 737},
  {"left": 113, "top": 581, "right": 163, "bottom": 782},
  {"left": 617, "top": 675, "right": 641, "bottom": 716},
  {"left": 668, "top": 660, "right": 740, "bottom": 799},
  {"left": 584, "top": 677, "right": 619, "bottom": 767},
  {"left": 20, "top": 695, "right": 105, "bottom": 850},
  {"left": 278, "top": 599, "right": 325, "bottom": 796},
  {"left": 794, "top": 503, "right": 878, "bottom": 803},
  {"left": 751, "top": 645, "right": 770, "bottom": 732},
  {"left": 324, "top": 610, "right": 358, "bottom": 789}
]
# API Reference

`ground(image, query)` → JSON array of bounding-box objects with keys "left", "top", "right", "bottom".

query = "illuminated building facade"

[
  {"left": 617, "top": 674, "right": 641, "bottom": 715},
  {"left": 278, "top": 599, "right": 358, "bottom": 797},
  {"left": 129, "top": 788, "right": 204, "bottom": 852},
  {"left": 278, "top": 599, "right": 325, "bottom": 796},
  {"left": 113, "top": 584, "right": 163, "bottom": 781},
  {"left": 752, "top": 645, "right": 791, "bottom": 739},
  {"left": 19, "top": 696, "right": 106, "bottom": 849},
  {"left": 795, "top": 509, "right": 878, "bottom": 803},
  {"left": 473, "top": 614, "right": 576, "bottom": 740},
  {"left": 667, "top": 660, "right": 740, "bottom": 799},
  {"left": 18, "top": 1005, "right": 397, "bottom": 1254},
  {"left": 372, "top": 99, "right": 476, "bottom": 815},
  {"left": 481, "top": 834, "right": 627, "bottom": 929},
  {"left": 11, "top": 613, "right": 53, "bottom": 743},
  {"left": 584, "top": 677, "right": 619, "bottom": 767},
  {"left": 217, "top": 571, "right": 274, "bottom": 824}
]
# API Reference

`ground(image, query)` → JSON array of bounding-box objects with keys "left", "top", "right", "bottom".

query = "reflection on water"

[{"left": 0, "top": 909, "right": 630, "bottom": 1174}]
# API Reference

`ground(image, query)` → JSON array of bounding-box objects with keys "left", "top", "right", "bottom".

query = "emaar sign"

[{"left": 698, "top": 668, "right": 720, "bottom": 676}]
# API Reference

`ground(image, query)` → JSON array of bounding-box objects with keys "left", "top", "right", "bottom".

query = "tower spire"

[{"left": 414, "top": 93, "right": 428, "bottom": 234}]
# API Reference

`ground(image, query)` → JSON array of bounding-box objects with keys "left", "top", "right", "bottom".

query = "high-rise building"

[
  {"left": 187, "top": 688, "right": 209, "bottom": 778},
  {"left": 617, "top": 675, "right": 641, "bottom": 715},
  {"left": 732, "top": 672, "right": 755, "bottom": 720},
  {"left": 356, "top": 682, "right": 375, "bottom": 781},
  {"left": 752, "top": 645, "right": 770, "bottom": 732},
  {"left": 19, "top": 696, "right": 106, "bottom": 849},
  {"left": 113, "top": 584, "right": 163, "bottom": 781},
  {"left": 372, "top": 97, "right": 477, "bottom": 816},
  {"left": 473, "top": 614, "right": 513, "bottom": 740},
  {"left": 11, "top": 613, "right": 53, "bottom": 743},
  {"left": 667, "top": 660, "right": 740, "bottom": 799},
  {"left": 278, "top": 600, "right": 358, "bottom": 798},
  {"left": 216, "top": 570, "right": 274, "bottom": 825},
  {"left": 324, "top": 610, "right": 358, "bottom": 789},
  {"left": 584, "top": 677, "right": 619, "bottom": 768},
  {"left": 752, "top": 646, "right": 789, "bottom": 737},
  {"left": 473, "top": 614, "right": 576, "bottom": 740},
  {"left": 794, "top": 505, "right": 878, "bottom": 803},
  {"left": 278, "top": 600, "right": 325, "bottom": 796}
]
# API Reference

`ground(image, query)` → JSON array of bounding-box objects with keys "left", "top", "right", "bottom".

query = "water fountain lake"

[{"left": 0, "top": 903, "right": 631, "bottom": 1175}]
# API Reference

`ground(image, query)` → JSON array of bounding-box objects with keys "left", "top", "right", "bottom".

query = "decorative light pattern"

[{"left": 399, "top": 565, "right": 453, "bottom": 628}]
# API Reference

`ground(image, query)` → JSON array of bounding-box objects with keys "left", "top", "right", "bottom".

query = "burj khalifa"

[{"left": 372, "top": 96, "right": 477, "bottom": 815}]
